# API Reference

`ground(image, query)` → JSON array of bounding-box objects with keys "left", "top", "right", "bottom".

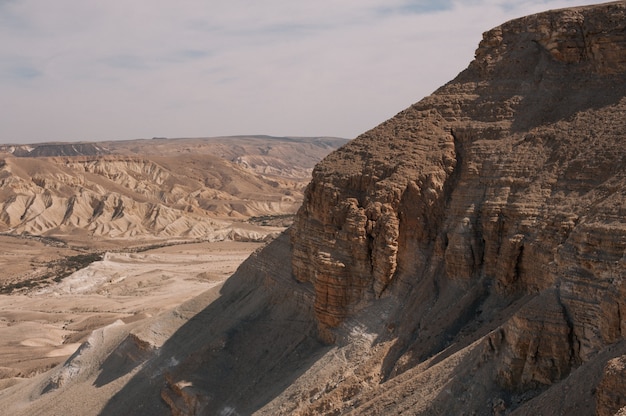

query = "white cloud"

[{"left": 0, "top": 0, "right": 592, "bottom": 143}]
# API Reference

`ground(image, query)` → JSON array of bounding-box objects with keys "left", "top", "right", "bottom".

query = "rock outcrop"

[
  {"left": 289, "top": 0, "right": 626, "bottom": 410},
  {"left": 597, "top": 354, "right": 626, "bottom": 416}
]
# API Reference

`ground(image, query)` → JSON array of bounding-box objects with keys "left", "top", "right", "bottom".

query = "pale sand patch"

[
  {"left": 46, "top": 343, "right": 82, "bottom": 358},
  {"left": 20, "top": 338, "right": 59, "bottom": 348}
]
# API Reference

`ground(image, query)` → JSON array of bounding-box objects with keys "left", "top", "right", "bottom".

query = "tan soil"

[{"left": 0, "top": 240, "right": 262, "bottom": 387}]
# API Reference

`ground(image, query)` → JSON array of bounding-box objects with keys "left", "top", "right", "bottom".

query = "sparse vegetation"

[
  {"left": 0, "top": 252, "right": 103, "bottom": 294},
  {"left": 247, "top": 214, "right": 295, "bottom": 227}
]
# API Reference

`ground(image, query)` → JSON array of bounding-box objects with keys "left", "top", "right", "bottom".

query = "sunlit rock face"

[{"left": 291, "top": 0, "right": 626, "bottom": 394}]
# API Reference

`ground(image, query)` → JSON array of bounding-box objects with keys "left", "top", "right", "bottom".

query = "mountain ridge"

[{"left": 0, "top": 136, "right": 347, "bottom": 240}]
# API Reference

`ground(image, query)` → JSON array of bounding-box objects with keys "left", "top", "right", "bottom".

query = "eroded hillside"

[
  {"left": 287, "top": 2, "right": 626, "bottom": 413},
  {"left": 0, "top": 136, "right": 346, "bottom": 240}
]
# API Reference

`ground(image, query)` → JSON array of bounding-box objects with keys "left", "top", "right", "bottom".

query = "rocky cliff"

[
  {"left": 105, "top": 2, "right": 626, "bottom": 414},
  {"left": 1, "top": 3, "right": 625, "bottom": 416},
  {"left": 287, "top": 1, "right": 626, "bottom": 412}
]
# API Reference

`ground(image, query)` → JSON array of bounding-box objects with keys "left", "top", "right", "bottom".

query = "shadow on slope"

[{"left": 98, "top": 234, "right": 327, "bottom": 415}]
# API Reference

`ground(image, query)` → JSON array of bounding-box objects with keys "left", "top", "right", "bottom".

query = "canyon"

[{"left": 1, "top": 2, "right": 626, "bottom": 415}]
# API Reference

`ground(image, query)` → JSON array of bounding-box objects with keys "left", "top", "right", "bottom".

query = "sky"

[{"left": 0, "top": 0, "right": 593, "bottom": 144}]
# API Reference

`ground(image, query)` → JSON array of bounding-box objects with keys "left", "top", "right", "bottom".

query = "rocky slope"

[
  {"left": 0, "top": 136, "right": 346, "bottom": 240},
  {"left": 1, "top": 2, "right": 625, "bottom": 415}
]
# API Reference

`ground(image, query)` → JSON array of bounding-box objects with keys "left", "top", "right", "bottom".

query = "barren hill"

[
  {"left": 1, "top": 2, "right": 626, "bottom": 416},
  {"left": 0, "top": 136, "right": 346, "bottom": 240},
  {"left": 0, "top": 135, "right": 345, "bottom": 295}
]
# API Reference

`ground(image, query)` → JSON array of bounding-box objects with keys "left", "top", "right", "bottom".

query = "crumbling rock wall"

[
  {"left": 291, "top": 2, "right": 626, "bottom": 400},
  {"left": 291, "top": 109, "right": 456, "bottom": 342}
]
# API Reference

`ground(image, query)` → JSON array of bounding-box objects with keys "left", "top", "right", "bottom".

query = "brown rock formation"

[
  {"left": 597, "top": 355, "right": 626, "bottom": 416},
  {"left": 289, "top": 0, "right": 626, "bottom": 408},
  {"left": 94, "top": 2, "right": 626, "bottom": 413}
]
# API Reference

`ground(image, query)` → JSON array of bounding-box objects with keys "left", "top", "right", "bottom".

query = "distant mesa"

[{"left": 0, "top": 142, "right": 109, "bottom": 157}]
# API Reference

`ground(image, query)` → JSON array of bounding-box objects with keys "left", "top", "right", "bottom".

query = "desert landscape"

[
  {"left": 1, "top": 2, "right": 626, "bottom": 416},
  {"left": 0, "top": 135, "right": 346, "bottom": 414},
  {"left": 0, "top": 240, "right": 262, "bottom": 389}
]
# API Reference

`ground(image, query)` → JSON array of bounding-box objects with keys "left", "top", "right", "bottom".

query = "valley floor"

[{"left": 0, "top": 239, "right": 262, "bottom": 390}]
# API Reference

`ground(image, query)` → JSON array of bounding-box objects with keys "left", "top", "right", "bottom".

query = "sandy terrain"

[
  {"left": 0, "top": 136, "right": 346, "bottom": 414},
  {"left": 0, "top": 240, "right": 262, "bottom": 390}
]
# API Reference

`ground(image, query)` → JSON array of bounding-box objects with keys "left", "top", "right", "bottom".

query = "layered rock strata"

[
  {"left": 0, "top": 136, "right": 346, "bottom": 239},
  {"left": 292, "top": 0, "right": 626, "bottom": 400}
]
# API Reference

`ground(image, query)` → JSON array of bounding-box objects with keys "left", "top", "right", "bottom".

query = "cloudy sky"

[{"left": 1, "top": 0, "right": 590, "bottom": 144}]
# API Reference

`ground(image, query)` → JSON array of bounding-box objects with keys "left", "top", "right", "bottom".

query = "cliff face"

[{"left": 291, "top": 0, "right": 626, "bottom": 404}]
